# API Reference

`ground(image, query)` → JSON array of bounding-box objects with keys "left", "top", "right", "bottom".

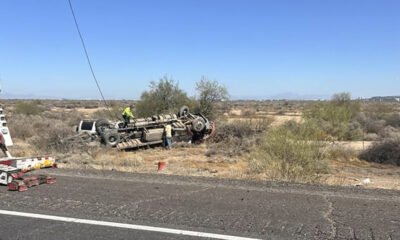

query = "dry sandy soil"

[
  {"left": 54, "top": 141, "right": 400, "bottom": 191},
  {"left": 51, "top": 107, "right": 108, "bottom": 116}
]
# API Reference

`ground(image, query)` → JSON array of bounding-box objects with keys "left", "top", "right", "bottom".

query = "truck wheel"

[
  {"left": 96, "top": 119, "right": 110, "bottom": 134},
  {"left": 192, "top": 117, "right": 206, "bottom": 133},
  {"left": 102, "top": 130, "right": 120, "bottom": 147},
  {"left": 179, "top": 106, "right": 190, "bottom": 117}
]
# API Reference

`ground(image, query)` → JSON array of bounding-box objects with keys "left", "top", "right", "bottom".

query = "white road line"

[{"left": 0, "top": 209, "right": 261, "bottom": 240}]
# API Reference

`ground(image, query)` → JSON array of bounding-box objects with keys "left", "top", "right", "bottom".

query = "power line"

[{"left": 67, "top": 0, "right": 115, "bottom": 118}]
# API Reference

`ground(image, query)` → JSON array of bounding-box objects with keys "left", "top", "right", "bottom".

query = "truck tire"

[
  {"left": 96, "top": 119, "right": 110, "bottom": 134},
  {"left": 179, "top": 106, "right": 190, "bottom": 117},
  {"left": 102, "top": 130, "right": 120, "bottom": 147},
  {"left": 191, "top": 117, "right": 206, "bottom": 133}
]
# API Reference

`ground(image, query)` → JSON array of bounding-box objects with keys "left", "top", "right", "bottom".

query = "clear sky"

[{"left": 0, "top": 0, "right": 399, "bottom": 99}]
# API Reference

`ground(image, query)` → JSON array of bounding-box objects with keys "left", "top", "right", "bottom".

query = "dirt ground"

[
  {"left": 53, "top": 140, "right": 400, "bottom": 191},
  {"left": 324, "top": 158, "right": 400, "bottom": 190},
  {"left": 50, "top": 107, "right": 108, "bottom": 116}
]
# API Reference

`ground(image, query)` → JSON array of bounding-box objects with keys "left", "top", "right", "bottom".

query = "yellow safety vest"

[
  {"left": 122, "top": 107, "right": 134, "bottom": 118},
  {"left": 165, "top": 125, "right": 172, "bottom": 138}
]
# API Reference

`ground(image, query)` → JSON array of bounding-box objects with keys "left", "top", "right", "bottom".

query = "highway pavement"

[{"left": 0, "top": 169, "right": 399, "bottom": 240}]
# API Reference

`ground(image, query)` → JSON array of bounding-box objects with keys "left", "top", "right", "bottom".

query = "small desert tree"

[
  {"left": 195, "top": 77, "right": 229, "bottom": 119},
  {"left": 136, "top": 76, "right": 193, "bottom": 117},
  {"left": 331, "top": 92, "right": 351, "bottom": 105}
]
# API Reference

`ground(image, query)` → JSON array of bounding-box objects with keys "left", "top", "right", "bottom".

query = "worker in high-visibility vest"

[
  {"left": 164, "top": 124, "right": 172, "bottom": 149},
  {"left": 122, "top": 105, "right": 134, "bottom": 128}
]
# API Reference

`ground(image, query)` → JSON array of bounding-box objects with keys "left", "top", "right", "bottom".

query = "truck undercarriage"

[{"left": 77, "top": 106, "right": 215, "bottom": 150}]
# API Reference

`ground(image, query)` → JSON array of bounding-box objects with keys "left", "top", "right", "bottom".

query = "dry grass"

[
  {"left": 326, "top": 144, "right": 359, "bottom": 161},
  {"left": 322, "top": 157, "right": 400, "bottom": 190},
  {"left": 270, "top": 115, "right": 302, "bottom": 127},
  {"left": 58, "top": 144, "right": 251, "bottom": 178},
  {"left": 7, "top": 139, "right": 41, "bottom": 156}
]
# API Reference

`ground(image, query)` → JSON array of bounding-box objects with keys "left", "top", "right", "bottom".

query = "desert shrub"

[
  {"left": 282, "top": 120, "right": 327, "bottom": 141},
  {"left": 379, "top": 126, "right": 400, "bottom": 139},
  {"left": 384, "top": 113, "right": 400, "bottom": 128},
  {"left": 364, "top": 119, "right": 386, "bottom": 134},
  {"left": 213, "top": 121, "right": 255, "bottom": 141},
  {"left": 14, "top": 102, "right": 44, "bottom": 115},
  {"left": 30, "top": 121, "right": 75, "bottom": 153},
  {"left": 242, "top": 109, "right": 257, "bottom": 117},
  {"left": 41, "top": 111, "right": 62, "bottom": 119},
  {"left": 345, "top": 121, "right": 363, "bottom": 141},
  {"left": 253, "top": 117, "right": 274, "bottom": 132},
  {"left": 355, "top": 112, "right": 368, "bottom": 126},
  {"left": 327, "top": 145, "right": 357, "bottom": 161},
  {"left": 350, "top": 103, "right": 400, "bottom": 145},
  {"left": 42, "top": 110, "right": 85, "bottom": 128},
  {"left": 8, "top": 114, "right": 37, "bottom": 139},
  {"left": 7, "top": 113, "right": 77, "bottom": 153},
  {"left": 364, "top": 133, "right": 379, "bottom": 141},
  {"left": 362, "top": 102, "right": 395, "bottom": 119},
  {"left": 206, "top": 120, "right": 263, "bottom": 157},
  {"left": 276, "top": 110, "right": 286, "bottom": 115},
  {"left": 360, "top": 138, "right": 400, "bottom": 166},
  {"left": 304, "top": 93, "right": 360, "bottom": 140},
  {"left": 64, "top": 110, "right": 86, "bottom": 127},
  {"left": 248, "top": 121, "right": 328, "bottom": 182}
]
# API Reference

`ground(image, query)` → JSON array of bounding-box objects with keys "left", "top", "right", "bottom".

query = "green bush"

[
  {"left": 281, "top": 119, "right": 328, "bottom": 141},
  {"left": 304, "top": 92, "right": 360, "bottom": 140},
  {"left": 195, "top": 77, "right": 229, "bottom": 120},
  {"left": 14, "top": 102, "right": 44, "bottom": 115},
  {"left": 248, "top": 121, "right": 328, "bottom": 182},
  {"left": 134, "top": 76, "right": 229, "bottom": 120},
  {"left": 136, "top": 76, "right": 194, "bottom": 117}
]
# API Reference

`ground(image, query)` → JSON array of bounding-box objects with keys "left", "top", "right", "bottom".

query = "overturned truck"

[{"left": 77, "top": 106, "right": 215, "bottom": 150}]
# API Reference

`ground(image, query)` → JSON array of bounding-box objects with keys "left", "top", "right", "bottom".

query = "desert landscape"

[
  {"left": 2, "top": 1, "right": 400, "bottom": 239},
  {"left": 4, "top": 96, "right": 400, "bottom": 190}
]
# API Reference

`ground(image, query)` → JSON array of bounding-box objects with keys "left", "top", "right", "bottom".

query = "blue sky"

[{"left": 0, "top": 0, "right": 399, "bottom": 99}]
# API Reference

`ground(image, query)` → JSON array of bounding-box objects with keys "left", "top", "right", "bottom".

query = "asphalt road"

[{"left": 0, "top": 169, "right": 399, "bottom": 240}]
